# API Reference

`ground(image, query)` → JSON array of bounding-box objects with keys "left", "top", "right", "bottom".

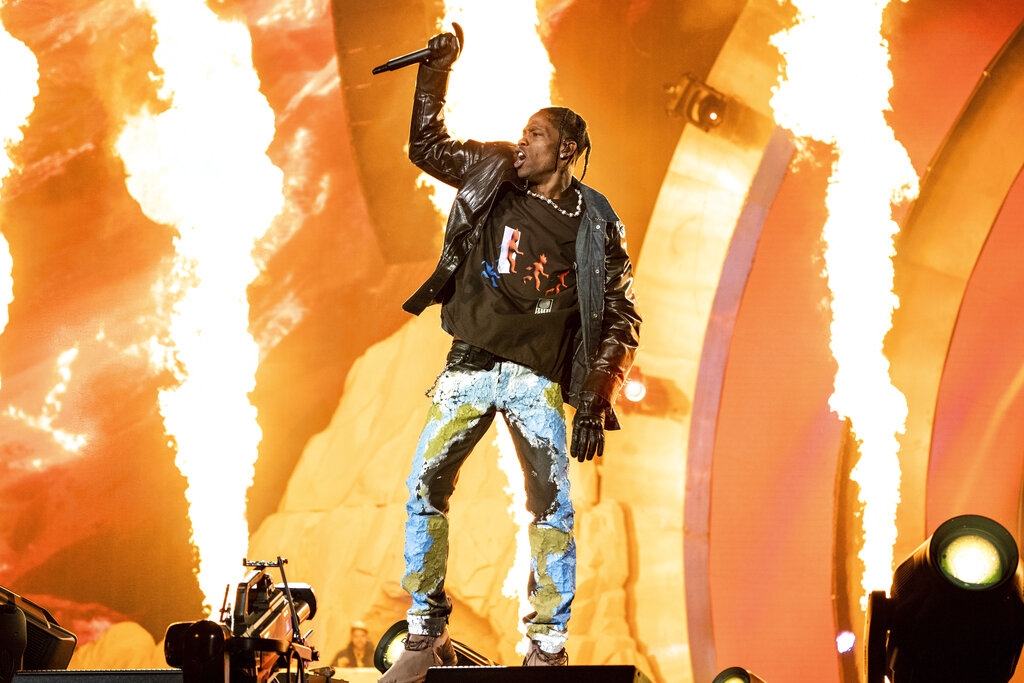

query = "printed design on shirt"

[
  {"left": 497, "top": 226, "right": 523, "bottom": 274},
  {"left": 523, "top": 254, "right": 548, "bottom": 291},
  {"left": 481, "top": 260, "right": 500, "bottom": 287},
  {"left": 545, "top": 270, "right": 570, "bottom": 295},
  {"left": 480, "top": 224, "right": 573, "bottom": 299},
  {"left": 523, "top": 254, "right": 572, "bottom": 296}
]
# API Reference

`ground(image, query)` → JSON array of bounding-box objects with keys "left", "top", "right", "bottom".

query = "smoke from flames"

[
  {"left": 7, "top": 347, "right": 88, "bottom": 455},
  {"left": 114, "top": 0, "right": 284, "bottom": 612},
  {"left": 770, "top": 0, "right": 919, "bottom": 608}
]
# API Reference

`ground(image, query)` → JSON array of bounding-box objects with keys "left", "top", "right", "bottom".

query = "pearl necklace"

[{"left": 525, "top": 187, "right": 583, "bottom": 218}]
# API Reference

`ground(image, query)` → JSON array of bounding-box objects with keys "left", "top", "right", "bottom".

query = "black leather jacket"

[{"left": 402, "top": 63, "right": 641, "bottom": 429}]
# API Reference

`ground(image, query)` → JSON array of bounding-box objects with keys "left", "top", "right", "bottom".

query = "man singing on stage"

[{"left": 380, "top": 27, "right": 641, "bottom": 683}]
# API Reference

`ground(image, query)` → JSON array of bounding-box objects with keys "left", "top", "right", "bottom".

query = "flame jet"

[
  {"left": 115, "top": 0, "right": 284, "bottom": 612},
  {"left": 496, "top": 417, "right": 534, "bottom": 649},
  {"left": 0, "top": 14, "right": 40, "bottom": 390},
  {"left": 770, "top": 0, "right": 919, "bottom": 609}
]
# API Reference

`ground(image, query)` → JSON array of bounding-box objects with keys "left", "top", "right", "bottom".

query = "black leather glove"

[
  {"left": 571, "top": 392, "right": 608, "bottom": 463},
  {"left": 426, "top": 25, "right": 463, "bottom": 69}
]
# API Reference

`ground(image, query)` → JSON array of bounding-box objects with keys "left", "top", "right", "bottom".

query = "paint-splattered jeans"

[{"left": 402, "top": 357, "right": 575, "bottom": 653}]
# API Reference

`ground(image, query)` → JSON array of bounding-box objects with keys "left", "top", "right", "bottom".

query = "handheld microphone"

[
  {"left": 372, "top": 23, "right": 464, "bottom": 76},
  {"left": 372, "top": 47, "right": 433, "bottom": 75}
]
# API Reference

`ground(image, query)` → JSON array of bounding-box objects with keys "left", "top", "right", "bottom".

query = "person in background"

[{"left": 333, "top": 621, "right": 372, "bottom": 668}]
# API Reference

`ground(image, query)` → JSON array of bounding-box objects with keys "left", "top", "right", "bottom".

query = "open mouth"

[{"left": 514, "top": 149, "right": 526, "bottom": 169}]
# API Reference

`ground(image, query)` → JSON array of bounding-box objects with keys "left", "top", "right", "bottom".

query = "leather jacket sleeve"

[
  {"left": 410, "top": 63, "right": 486, "bottom": 187},
  {"left": 582, "top": 220, "right": 641, "bottom": 411}
]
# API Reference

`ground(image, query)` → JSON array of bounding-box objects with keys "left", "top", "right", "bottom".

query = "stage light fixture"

[
  {"left": 374, "top": 621, "right": 410, "bottom": 674},
  {"left": 712, "top": 666, "right": 767, "bottom": 683},
  {"left": 665, "top": 74, "right": 728, "bottom": 132},
  {"left": 623, "top": 377, "right": 647, "bottom": 402},
  {"left": 865, "top": 514, "right": 1024, "bottom": 683},
  {"left": 373, "top": 620, "right": 496, "bottom": 674},
  {"left": 835, "top": 630, "right": 856, "bottom": 654},
  {"left": 165, "top": 557, "right": 321, "bottom": 683}
]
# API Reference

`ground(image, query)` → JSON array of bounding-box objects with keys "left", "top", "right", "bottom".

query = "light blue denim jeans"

[{"left": 402, "top": 359, "right": 575, "bottom": 653}]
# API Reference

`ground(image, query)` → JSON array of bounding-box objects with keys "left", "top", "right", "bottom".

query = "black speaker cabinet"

[
  {"left": 0, "top": 588, "right": 76, "bottom": 671},
  {"left": 424, "top": 665, "right": 653, "bottom": 682}
]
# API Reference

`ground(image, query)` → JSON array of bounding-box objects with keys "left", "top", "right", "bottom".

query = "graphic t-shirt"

[{"left": 441, "top": 185, "right": 583, "bottom": 382}]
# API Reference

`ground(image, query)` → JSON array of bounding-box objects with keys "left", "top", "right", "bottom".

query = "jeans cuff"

[
  {"left": 526, "top": 627, "right": 567, "bottom": 653},
  {"left": 407, "top": 614, "right": 447, "bottom": 637}
]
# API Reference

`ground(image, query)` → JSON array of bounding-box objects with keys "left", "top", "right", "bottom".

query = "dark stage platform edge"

[
  {"left": 13, "top": 673, "right": 182, "bottom": 682},
  {"left": 425, "top": 665, "right": 653, "bottom": 682},
  {"left": 12, "top": 666, "right": 653, "bottom": 682}
]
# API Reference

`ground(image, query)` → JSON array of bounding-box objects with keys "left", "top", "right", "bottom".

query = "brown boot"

[
  {"left": 378, "top": 628, "right": 457, "bottom": 683},
  {"left": 522, "top": 640, "right": 568, "bottom": 666}
]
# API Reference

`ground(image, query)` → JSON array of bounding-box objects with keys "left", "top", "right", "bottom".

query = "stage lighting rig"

[
  {"left": 165, "top": 557, "right": 326, "bottom": 683},
  {"left": 665, "top": 74, "right": 728, "bottom": 132},
  {"left": 865, "top": 514, "right": 1024, "bottom": 683},
  {"left": 712, "top": 666, "right": 767, "bottom": 683}
]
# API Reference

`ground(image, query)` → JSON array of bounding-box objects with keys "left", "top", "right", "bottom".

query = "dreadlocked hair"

[{"left": 539, "top": 106, "right": 592, "bottom": 181}]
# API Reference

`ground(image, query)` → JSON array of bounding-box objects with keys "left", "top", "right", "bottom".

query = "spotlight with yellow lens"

[
  {"left": 373, "top": 620, "right": 496, "bottom": 674},
  {"left": 374, "top": 621, "right": 411, "bottom": 673},
  {"left": 866, "top": 514, "right": 1024, "bottom": 683},
  {"left": 939, "top": 532, "right": 1003, "bottom": 588},
  {"left": 712, "top": 666, "right": 767, "bottom": 683}
]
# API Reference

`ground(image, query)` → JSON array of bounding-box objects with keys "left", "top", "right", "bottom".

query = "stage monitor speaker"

[
  {"left": 0, "top": 603, "right": 27, "bottom": 681},
  {"left": 0, "top": 588, "right": 75, "bottom": 672},
  {"left": 424, "top": 665, "right": 653, "bottom": 682}
]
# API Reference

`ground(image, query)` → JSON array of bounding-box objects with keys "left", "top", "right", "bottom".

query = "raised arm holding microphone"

[{"left": 378, "top": 26, "right": 641, "bottom": 683}]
